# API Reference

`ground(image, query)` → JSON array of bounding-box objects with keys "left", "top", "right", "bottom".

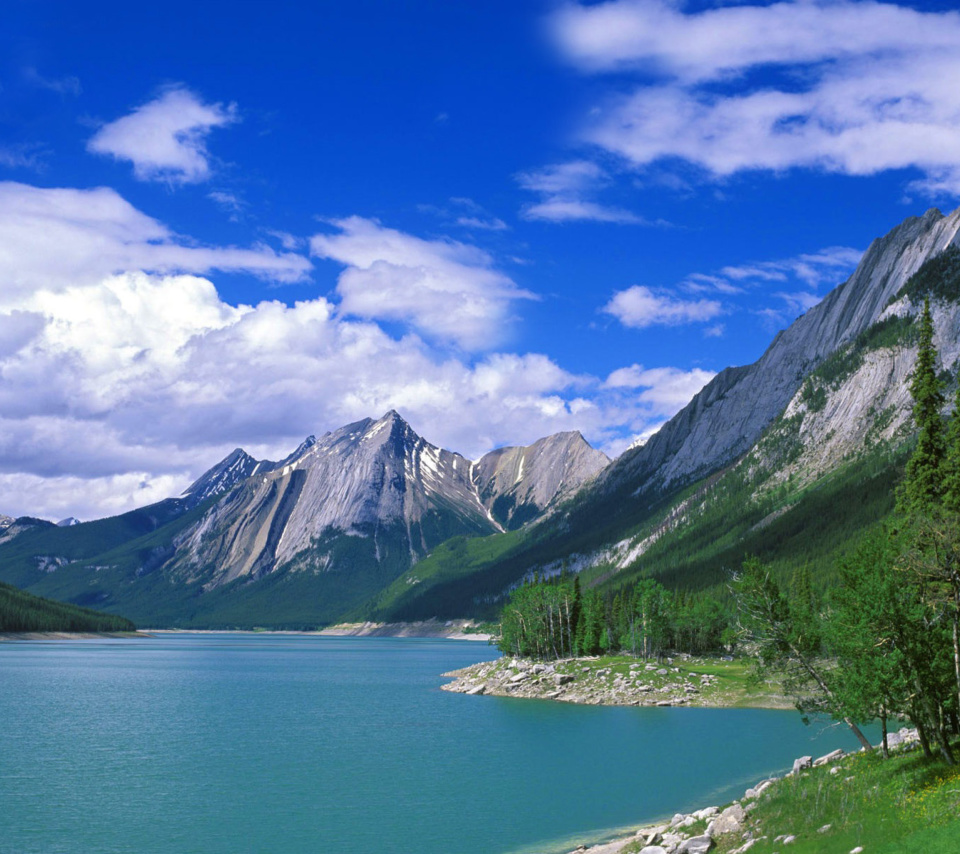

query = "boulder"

[
  {"left": 555, "top": 673, "right": 575, "bottom": 685},
  {"left": 638, "top": 848, "right": 667, "bottom": 854},
  {"left": 813, "top": 749, "right": 844, "bottom": 766},
  {"left": 707, "top": 804, "right": 746, "bottom": 837},
  {"left": 693, "top": 807, "right": 719, "bottom": 821},
  {"left": 678, "top": 836, "right": 714, "bottom": 853},
  {"left": 465, "top": 684, "right": 485, "bottom": 695},
  {"left": 791, "top": 756, "right": 813, "bottom": 774}
]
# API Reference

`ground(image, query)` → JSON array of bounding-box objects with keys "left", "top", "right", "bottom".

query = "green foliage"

[
  {"left": 896, "top": 244, "right": 960, "bottom": 305},
  {"left": 497, "top": 572, "right": 733, "bottom": 661},
  {"left": 899, "top": 299, "right": 946, "bottom": 514},
  {"left": 0, "top": 581, "right": 136, "bottom": 632},
  {"left": 728, "top": 747, "right": 960, "bottom": 854}
]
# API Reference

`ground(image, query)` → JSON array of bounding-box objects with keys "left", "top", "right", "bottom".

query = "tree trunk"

[
  {"left": 953, "top": 584, "right": 960, "bottom": 722},
  {"left": 793, "top": 643, "right": 874, "bottom": 750},
  {"left": 880, "top": 706, "right": 889, "bottom": 760}
]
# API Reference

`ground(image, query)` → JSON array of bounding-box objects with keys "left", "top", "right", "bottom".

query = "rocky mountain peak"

[
  {"left": 605, "top": 204, "right": 960, "bottom": 495},
  {"left": 181, "top": 447, "right": 271, "bottom": 507},
  {"left": 474, "top": 430, "right": 609, "bottom": 529}
]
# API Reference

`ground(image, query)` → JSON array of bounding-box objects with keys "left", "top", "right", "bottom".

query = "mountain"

[
  {"left": 180, "top": 447, "right": 276, "bottom": 507},
  {"left": 378, "top": 206, "right": 960, "bottom": 620},
  {"left": 0, "top": 414, "right": 607, "bottom": 627},
  {"left": 474, "top": 431, "right": 610, "bottom": 529}
]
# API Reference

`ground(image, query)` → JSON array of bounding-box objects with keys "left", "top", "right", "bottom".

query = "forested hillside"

[{"left": 0, "top": 582, "right": 136, "bottom": 633}]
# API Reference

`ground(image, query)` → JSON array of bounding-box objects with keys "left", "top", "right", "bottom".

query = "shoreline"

[
  {"left": 145, "top": 619, "right": 492, "bottom": 641},
  {"left": 561, "top": 727, "right": 920, "bottom": 854},
  {"left": 442, "top": 653, "right": 792, "bottom": 709},
  {"left": 0, "top": 630, "right": 148, "bottom": 642}
]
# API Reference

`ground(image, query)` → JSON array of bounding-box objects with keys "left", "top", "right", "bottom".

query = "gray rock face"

[
  {"left": 678, "top": 837, "right": 714, "bottom": 854},
  {"left": 180, "top": 447, "right": 276, "bottom": 508},
  {"left": 173, "top": 411, "right": 608, "bottom": 587},
  {"left": 474, "top": 432, "right": 609, "bottom": 529},
  {"left": 708, "top": 804, "right": 746, "bottom": 837},
  {"left": 601, "top": 206, "right": 960, "bottom": 496}
]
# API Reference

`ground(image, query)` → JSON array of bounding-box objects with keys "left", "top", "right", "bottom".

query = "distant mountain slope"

[
  {"left": 377, "top": 207, "right": 960, "bottom": 620},
  {"left": 474, "top": 431, "right": 609, "bottom": 529},
  {"left": 0, "top": 414, "right": 607, "bottom": 627}
]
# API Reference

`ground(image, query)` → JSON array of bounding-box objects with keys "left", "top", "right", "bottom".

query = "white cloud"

[
  {"left": 550, "top": 0, "right": 960, "bottom": 194},
  {"left": 0, "top": 265, "right": 713, "bottom": 517},
  {"left": 605, "top": 364, "right": 715, "bottom": 410},
  {"left": 22, "top": 67, "right": 82, "bottom": 96},
  {"left": 87, "top": 86, "right": 237, "bottom": 184},
  {"left": 0, "top": 145, "right": 46, "bottom": 171},
  {"left": 0, "top": 182, "right": 310, "bottom": 301},
  {"left": 705, "top": 246, "right": 863, "bottom": 291},
  {"left": 310, "top": 216, "right": 535, "bottom": 350},
  {"left": 603, "top": 285, "right": 722, "bottom": 328},
  {"left": 0, "top": 183, "right": 715, "bottom": 520},
  {"left": 517, "top": 161, "right": 644, "bottom": 223}
]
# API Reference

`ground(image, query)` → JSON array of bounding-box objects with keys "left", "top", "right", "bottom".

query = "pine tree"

[
  {"left": 944, "top": 382, "right": 960, "bottom": 513},
  {"left": 899, "top": 298, "right": 946, "bottom": 514}
]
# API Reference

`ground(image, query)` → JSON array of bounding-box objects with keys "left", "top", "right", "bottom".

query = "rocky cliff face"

[
  {"left": 606, "top": 207, "right": 960, "bottom": 495},
  {"left": 181, "top": 448, "right": 276, "bottom": 508},
  {"left": 169, "top": 412, "right": 608, "bottom": 587},
  {"left": 473, "top": 432, "right": 609, "bottom": 529}
]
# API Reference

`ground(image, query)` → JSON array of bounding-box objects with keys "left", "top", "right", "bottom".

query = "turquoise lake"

[{"left": 1, "top": 634, "right": 871, "bottom": 854}]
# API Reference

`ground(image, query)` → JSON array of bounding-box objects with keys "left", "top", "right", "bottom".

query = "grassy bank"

[
  {"left": 719, "top": 744, "right": 960, "bottom": 854},
  {"left": 601, "top": 736, "right": 960, "bottom": 854}
]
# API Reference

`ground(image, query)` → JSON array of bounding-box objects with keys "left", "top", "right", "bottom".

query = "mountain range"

[
  {"left": 0, "top": 414, "right": 607, "bottom": 626},
  {"left": 2, "top": 205, "right": 960, "bottom": 627}
]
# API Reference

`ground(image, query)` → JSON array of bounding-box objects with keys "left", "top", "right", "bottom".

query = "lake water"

[{"left": 0, "top": 634, "right": 870, "bottom": 854}]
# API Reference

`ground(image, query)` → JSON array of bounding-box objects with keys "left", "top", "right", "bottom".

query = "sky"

[{"left": 2, "top": 0, "right": 960, "bottom": 521}]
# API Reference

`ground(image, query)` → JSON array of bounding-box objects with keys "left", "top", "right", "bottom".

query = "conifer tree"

[{"left": 899, "top": 297, "right": 946, "bottom": 514}]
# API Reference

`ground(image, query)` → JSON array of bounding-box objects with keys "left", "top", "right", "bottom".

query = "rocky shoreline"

[
  {"left": 318, "top": 618, "right": 491, "bottom": 640},
  {"left": 442, "top": 654, "right": 790, "bottom": 708},
  {"left": 566, "top": 728, "right": 920, "bottom": 854}
]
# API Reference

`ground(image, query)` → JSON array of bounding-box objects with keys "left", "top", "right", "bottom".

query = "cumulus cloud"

[
  {"left": 517, "top": 161, "right": 645, "bottom": 223},
  {"left": 603, "top": 285, "right": 722, "bottom": 328},
  {"left": 0, "top": 182, "right": 310, "bottom": 301},
  {"left": 605, "top": 364, "right": 715, "bottom": 410},
  {"left": 310, "top": 216, "right": 536, "bottom": 350},
  {"left": 87, "top": 86, "right": 237, "bottom": 184},
  {"left": 0, "top": 183, "right": 716, "bottom": 520},
  {"left": 550, "top": 0, "right": 960, "bottom": 194}
]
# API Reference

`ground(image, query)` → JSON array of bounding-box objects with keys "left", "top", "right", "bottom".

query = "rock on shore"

[{"left": 441, "top": 655, "right": 781, "bottom": 707}]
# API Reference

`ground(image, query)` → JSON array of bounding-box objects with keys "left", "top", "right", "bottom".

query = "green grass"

[{"left": 710, "top": 743, "right": 960, "bottom": 854}]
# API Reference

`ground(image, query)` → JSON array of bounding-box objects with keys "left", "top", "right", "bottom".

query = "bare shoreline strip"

[
  {"left": 0, "top": 631, "right": 148, "bottom": 642},
  {"left": 143, "top": 619, "right": 492, "bottom": 641}
]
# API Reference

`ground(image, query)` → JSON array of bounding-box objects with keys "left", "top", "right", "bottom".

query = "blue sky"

[{"left": 2, "top": 0, "right": 960, "bottom": 520}]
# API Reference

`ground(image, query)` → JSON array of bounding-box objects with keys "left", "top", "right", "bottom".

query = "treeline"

[
  {"left": 498, "top": 574, "right": 734, "bottom": 660},
  {"left": 735, "top": 300, "right": 960, "bottom": 764},
  {"left": 0, "top": 581, "right": 136, "bottom": 633}
]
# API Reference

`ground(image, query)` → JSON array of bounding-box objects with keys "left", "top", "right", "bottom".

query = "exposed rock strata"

[{"left": 599, "top": 207, "right": 960, "bottom": 497}]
